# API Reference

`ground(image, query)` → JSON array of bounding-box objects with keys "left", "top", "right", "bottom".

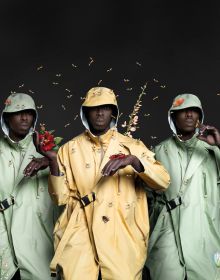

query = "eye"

[{"left": 103, "top": 106, "right": 111, "bottom": 110}]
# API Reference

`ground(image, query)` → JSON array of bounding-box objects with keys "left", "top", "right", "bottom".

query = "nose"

[
  {"left": 20, "top": 112, "right": 28, "bottom": 120},
  {"left": 96, "top": 107, "right": 104, "bottom": 115},
  {"left": 185, "top": 109, "right": 193, "bottom": 117}
]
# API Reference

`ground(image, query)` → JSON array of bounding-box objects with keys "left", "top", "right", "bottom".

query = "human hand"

[
  {"left": 33, "top": 131, "right": 58, "bottom": 161},
  {"left": 197, "top": 124, "right": 220, "bottom": 146},
  {"left": 24, "top": 156, "right": 49, "bottom": 177},
  {"left": 102, "top": 154, "right": 144, "bottom": 176},
  {"left": 33, "top": 131, "right": 61, "bottom": 176}
]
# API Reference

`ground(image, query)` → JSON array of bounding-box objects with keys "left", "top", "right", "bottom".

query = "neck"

[
  {"left": 9, "top": 132, "right": 26, "bottom": 142},
  {"left": 177, "top": 130, "right": 196, "bottom": 141},
  {"left": 90, "top": 127, "right": 110, "bottom": 136}
]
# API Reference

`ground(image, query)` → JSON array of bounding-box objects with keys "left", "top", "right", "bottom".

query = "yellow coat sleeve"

[{"left": 129, "top": 140, "right": 170, "bottom": 191}]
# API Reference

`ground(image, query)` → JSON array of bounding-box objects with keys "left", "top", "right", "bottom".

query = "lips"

[
  {"left": 19, "top": 123, "right": 30, "bottom": 129},
  {"left": 95, "top": 119, "right": 105, "bottom": 124},
  {"left": 184, "top": 120, "right": 195, "bottom": 126},
  {"left": 20, "top": 123, "right": 29, "bottom": 126}
]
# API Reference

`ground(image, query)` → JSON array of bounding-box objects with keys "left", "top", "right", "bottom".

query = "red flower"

[
  {"left": 37, "top": 124, "right": 63, "bottom": 152},
  {"left": 109, "top": 153, "right": 126, "bottom": 160},
  {"left": 39, "top": 131, "right": 56, "bottom": 152}
]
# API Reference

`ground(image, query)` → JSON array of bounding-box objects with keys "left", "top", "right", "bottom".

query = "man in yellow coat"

[{"left": 37, "top": 87, "right": 170, "bottom": 280}]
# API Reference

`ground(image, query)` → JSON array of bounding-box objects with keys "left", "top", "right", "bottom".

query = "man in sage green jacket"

[
  {"left": 146, "top": 94, "right": 220, "bottom": 280},
  {"left": 0, "top": 93, "right": 58, "bottom": 280}
]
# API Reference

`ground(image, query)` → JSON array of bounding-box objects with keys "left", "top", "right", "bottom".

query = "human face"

[
  {"left": 173, "top": 107, "right": 201, "bottom": 140},
  {"left": 6, "top": 110, "right": 35, "bottom": 141},
  {"left": 86, "top": 105, "right": 113, "bottom": 135}
]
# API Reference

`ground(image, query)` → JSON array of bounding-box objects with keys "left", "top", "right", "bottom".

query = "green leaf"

[
  {"left": 54, "top": 137, "right": 63, "bottom": 145},
  {"left": 49, "top": 130, "right": 55, "bottom": 134},
  {"left": 52, "top": 146, "right": 59, "bottom": 151}
]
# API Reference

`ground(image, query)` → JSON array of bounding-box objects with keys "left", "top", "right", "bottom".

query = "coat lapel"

[
  {"left": 13, "top": 141, "right": 36, "bottom": 190},
  {"left": 183, "top": 141, "right": 208, "bottom": 182}
]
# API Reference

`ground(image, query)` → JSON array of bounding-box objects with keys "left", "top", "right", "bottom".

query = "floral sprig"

[
  {"left": 122, "top": 82, "right": 147, "bottom": 138},
  {"left": 38, "top": 124, "right": 63, "bottom": 152}
]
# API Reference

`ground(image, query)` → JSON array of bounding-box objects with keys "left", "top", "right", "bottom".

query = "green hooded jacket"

[
  {"left": 0, "top": 93, "right": 58, "bottom": 280},
  {"left": 146, "top": 94, "right": 220, "bottom": 280}
]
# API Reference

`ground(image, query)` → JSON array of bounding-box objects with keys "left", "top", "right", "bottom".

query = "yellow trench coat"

[{"left": 49, "top": 129, "right": 170, "bottom": 280}]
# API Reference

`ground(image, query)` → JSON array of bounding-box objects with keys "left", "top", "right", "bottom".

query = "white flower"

[
  {"left": 121, "top": 121, "right": 127, "bottom": 128},
  {"left": 214, "top": 252, "right": 220, "bottom": 267},
  {"left": 130, "top": 127, "right": 136, "bottom": 132}
]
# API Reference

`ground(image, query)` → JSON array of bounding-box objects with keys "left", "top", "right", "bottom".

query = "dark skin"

[
  {"left": 173, "top": 107, "right": 220, "bottom": 146},
  {"left": 85, "top": 105, "right": 113, "bottom": 136},
  {"left": 198, "top": 124, "right": 220, "bottom": 147},
  {"left": 5, "top": 110, "right": 49, "bottom": 177},
  {"left": 5, "top": 110, "right": 35, "bottom": 142},
  {"left": 34, "top": 105, "right": 144, "bottom": 176}
]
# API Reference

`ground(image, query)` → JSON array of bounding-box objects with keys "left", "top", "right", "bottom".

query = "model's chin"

[
  {"left": 94, "top": 128, "right": 106, "bottom": 134},
  {"left": 90, "top": 125, "right": 110, "bottom": 135},
  {"left": 185, "top": 127, "right": 196, "bottom": 133},
  {"left": 18, "top": 128, "right": 30, "bottom": 136},
  {"left": 93, "top": 124, "right": 107, "bottom": 130}
]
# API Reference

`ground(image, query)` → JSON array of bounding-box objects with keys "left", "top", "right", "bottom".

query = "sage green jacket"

[
  {"left": 146, "top": 94, "right": 220, "bottom": 280},
  {"left": 0, "top": 135, "right": 58, "bottom": 280},
  {"left": 0, "top": 93, "right": 58, "bottom": 280},
  {"left": 146, "top": 136, "right": 220, "bottom": 280}
]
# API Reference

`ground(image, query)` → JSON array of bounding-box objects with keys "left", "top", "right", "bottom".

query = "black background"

[{"left": 0, "top": 0, "right": 219, "bottom": 147}]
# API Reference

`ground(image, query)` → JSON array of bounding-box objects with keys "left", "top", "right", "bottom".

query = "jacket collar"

[
  {"left": 174, "top": 136, "right": 208, "bottom": 182},
  {"left": 86, "top": 127, "right": 117, "bottom": 147},
  {"left": 4, "top": 133, "right": 33, "bottom": 151}
]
